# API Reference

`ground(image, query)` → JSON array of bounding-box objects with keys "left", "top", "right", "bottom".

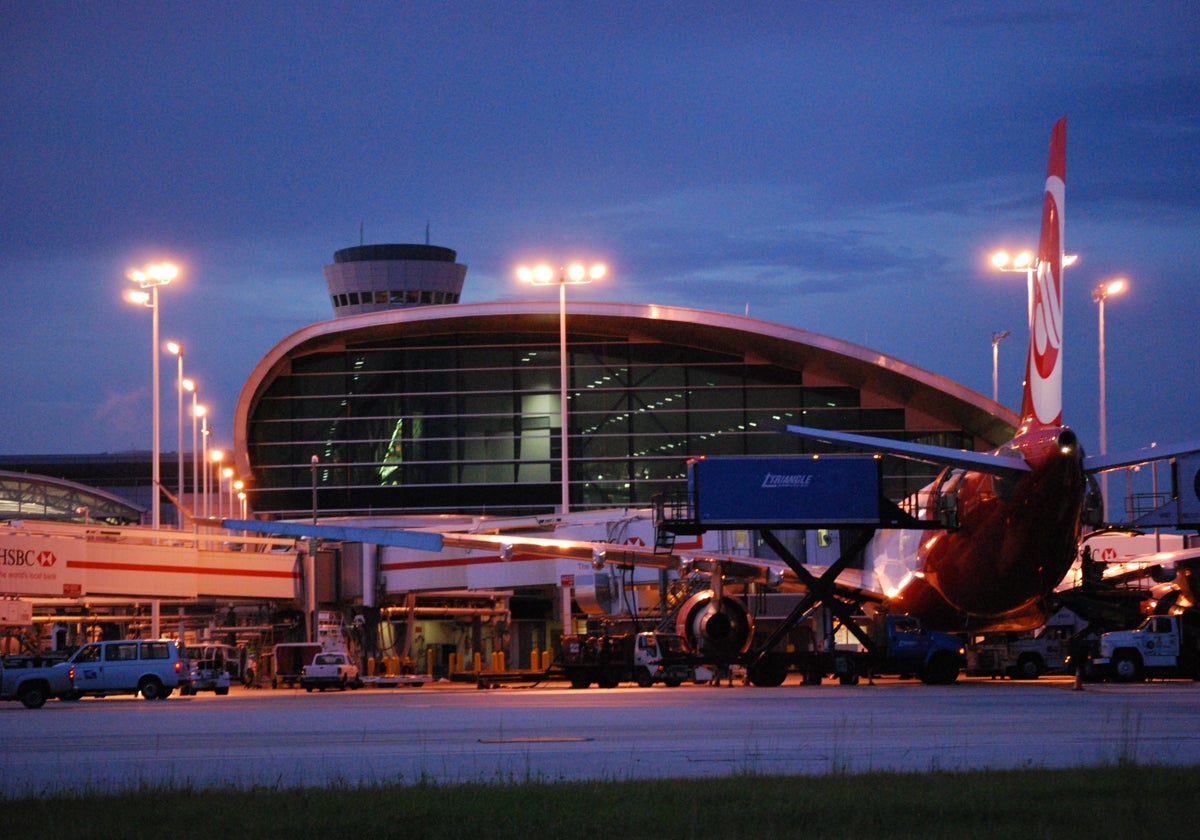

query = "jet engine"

[{"left": 674, "top": 589, "right": 753, "bottom": 659}]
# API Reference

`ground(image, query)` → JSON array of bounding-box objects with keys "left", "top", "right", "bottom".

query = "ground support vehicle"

[
  {"left": 1091, "top": 613, "right": 1200, "bottom": 681},
  {"left": 0, "top": 653, "right": 72, "bottom": 708},
  {"left": 753, "top": 614, "right": 966, "bottom": 687},
  {"left": 271, "top": 642, "right": 322, "bottom": 688},
  {"left": 559, "top": 631, "right": 694, "bottom": 688},
  {"left": 968, "top": 609, "right": 1087, "bottom": 679},
  {"left": 61, "top": 639, "right": 185, "bottom": 700},
  {"left": 182, "top": 642, "right": 259, "bottom": 688},
  {"left": 300, "top": 651, "right": 361, "bottom": 691},
  {"left": 180, "top": 646, "right": 233, "bottom": 696}
]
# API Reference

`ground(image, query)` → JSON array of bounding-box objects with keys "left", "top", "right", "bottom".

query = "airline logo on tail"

[{"left": 1022, "top": 117, "right": 1066, "bottom": 430}]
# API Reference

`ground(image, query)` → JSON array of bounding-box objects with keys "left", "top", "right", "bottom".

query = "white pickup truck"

[
  {"left": 0, "top": 653, "right": 73, "bottom": 709},
  {"left": 299, "top": 651, "right": 361, "bottom": 691}
]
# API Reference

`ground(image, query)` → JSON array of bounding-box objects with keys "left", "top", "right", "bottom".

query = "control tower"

[{"left": 323, "top": 243, "right": 467, "bottom": 317}]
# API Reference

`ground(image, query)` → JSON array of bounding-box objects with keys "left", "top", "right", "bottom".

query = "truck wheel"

[
  {"left": 635, "top": 668, "right": 654, "bottom": 688},
  {"left": 921, "top": 652, "right": 959, "bottom": 685},
  {"left": 596, "top": 672, "right": 620, "bottom": 689},
  {"left": 568, "top": 671, "right": 591, "bottom": 689},
  {"left": 139, "top": 677, "right": 164, "bottom": 701},
  {"left": 1016, "top": 655, "right": 1042, "bottom": 680},
  {"left": 748, "top": 658, "right": 789, "bottom": 687},
  {"left": 1112, "top": 652, "right": 1142, "bottom": 682},
  {"left": 19, "top": 683, "right": 48, "bottom": 709}
]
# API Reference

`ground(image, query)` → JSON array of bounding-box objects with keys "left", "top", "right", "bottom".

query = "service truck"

[
  {"left": 762, "top": 613, "right": 966, "bottom": 687},
  {"left": 559, "top": 630, "right": 693, "bottom": 688},
  {"left": 0, "top": 653, "right": 73, "bottom": 709},
  {"left": 967, "top": 609, "right": 1086, "bottom": 679},
  {"left": 1091, "top": 613, "right": 1200, "bottom": 681}
]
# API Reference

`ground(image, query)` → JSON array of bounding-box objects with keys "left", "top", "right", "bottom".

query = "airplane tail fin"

[{"left": 1019, "top": 117, "right": 1067, "bottom": 431}]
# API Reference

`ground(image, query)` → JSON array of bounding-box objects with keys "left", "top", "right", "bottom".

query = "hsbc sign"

[
  {"left": 0, "top": 548, "right": 57, "bottom": 567},
  {"left": 0, "top": 534, "right": 79, "bottom": 597}
]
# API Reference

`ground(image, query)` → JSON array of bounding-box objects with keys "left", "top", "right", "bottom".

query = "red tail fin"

[{"left": 1020, "top": 117, "right": 1067, "bottom": 432}]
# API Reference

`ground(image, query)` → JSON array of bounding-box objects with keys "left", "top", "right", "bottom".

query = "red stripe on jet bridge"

[{"left": 67, "top": 560, "right": 297, "bottom": 579}]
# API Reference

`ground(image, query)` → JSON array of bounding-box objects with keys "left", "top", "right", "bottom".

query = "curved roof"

[
  {"left": 234, "top": 301, "right": 1017, "bottom": 475},
  {"left": 0, "top": 470, "right": 144, "bottom": 524}
]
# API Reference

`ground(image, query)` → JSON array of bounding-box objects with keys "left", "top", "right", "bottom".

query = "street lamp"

[
  {"left": 197, "top": 407, "right": 209, "bottom": 518},
  {"left": 1094, "top": 277, "right": 1128, "bottom": 522},
  {"left": 167, "top": 341, "right": 185, "bottom": 523},
  {"left": 517, "top": 261, "right": 607, "bottom": 513},
  {"left": 226, "top": 472, "right": 238, "bottom": 518},
  {"left": 210, "top": 449, "right": 224, "bottom": 519},
  {"left": 126, "top": 262, "right": 178, "bottom": 528},
  {"left": 991, "top": 330, "right": 1010, "bottom": 403},
  {"left": 990, "top": 250, "right": 1078, "bottom": 330},
  {"left": 184, "top": 381, "right": 199, "bottom": 519},
  {"left": 222, "top": 465, "right": 232, "bottom": 518}
]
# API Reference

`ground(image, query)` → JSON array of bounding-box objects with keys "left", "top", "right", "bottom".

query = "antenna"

[
  {"left": 425, "top": 221, "right": 430, "bottom": 245},
  {"left": 359, "top": 221, "right": 364, "bottom": 246}
]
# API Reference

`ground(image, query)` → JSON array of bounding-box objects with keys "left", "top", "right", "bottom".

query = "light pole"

[
  {"left": 1094, "top": 277, "right": 1128, "bottom": 522},
  {"left": 126, "top": 262, "right": 178, "bottom": 528},
  {"left": 223, "top": 468, "right": 234, "bottom": 519},
  {"left": 167, "top": 341, "right": 185, "bottom": 524},
  {"left": 990, "top": 250, "right": 1078, "bottom": 331},
  {"left": 517, "top": 262, "right": 607, "bottom": 513},
  {"left": 308, "top": 454, "right": 319, "bottom": 642},
  {"left": 991, "top": 330, "right": 1010, "bottom": 403},
  {"left": 990, "top": 250, "right": 1036, "bottom": 330},
  {"left": 210, "top": 449, "right": 224, "bottom": 520},
  {"left": 198, "top": 409, "right": 209, "bottom": 518},
  {"left": 184, "top": 381, "right": 198, "bottom": 519}
]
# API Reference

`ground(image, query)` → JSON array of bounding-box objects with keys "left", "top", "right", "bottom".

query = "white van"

[{"left": 63, "top": 640, "right": 186, "bottom": 700}]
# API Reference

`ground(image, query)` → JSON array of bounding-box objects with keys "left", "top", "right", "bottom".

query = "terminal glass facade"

[{"left": 247, "top": 330, "right": 963, "bottom": 517}]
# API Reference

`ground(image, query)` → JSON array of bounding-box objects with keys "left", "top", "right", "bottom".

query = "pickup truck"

[
  {"left": 299, "top": 651, "right": 361, "bottom": 691},
  {"left": 0, "top": 653, "right": 73, "bottom": 709}
]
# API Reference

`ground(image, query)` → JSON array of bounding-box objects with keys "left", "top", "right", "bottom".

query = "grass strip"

[{"left": 6, "top": 765, "right": 1197, "bottom": 839}]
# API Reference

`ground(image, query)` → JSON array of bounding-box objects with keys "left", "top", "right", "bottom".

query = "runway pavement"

[{"left": 3, "top": 676, "right": 1198, "bottom": 797}]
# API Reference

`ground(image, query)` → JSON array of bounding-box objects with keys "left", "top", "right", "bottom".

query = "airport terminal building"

[
  {"left": 2, "top": 242, "right": 1020, "bottom": 666},
  {"left": 235, "top": 243, "right": 1017, "bottom": 521}
]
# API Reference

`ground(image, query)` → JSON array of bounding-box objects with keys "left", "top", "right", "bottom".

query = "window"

[
  {"left": 141, "top": 642, "right": 172, "bottom": 660},
  {"left": 107, "top": 642, "right": 138, "bottom": 661}
]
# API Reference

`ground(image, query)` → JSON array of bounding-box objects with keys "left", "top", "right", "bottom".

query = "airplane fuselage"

[{"left": 879, "top": 426, "right": 1087, "bottom": 632}]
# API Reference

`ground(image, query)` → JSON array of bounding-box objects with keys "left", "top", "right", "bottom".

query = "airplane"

[
  {"left": 228, "top": 117, "right": 1200, "bottom": 679},
  {"left": 781, "top": 117, "right": 1198, "bottom": 634}
]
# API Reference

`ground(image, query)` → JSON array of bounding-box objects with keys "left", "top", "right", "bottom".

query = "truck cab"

[
  {"left": 876, "top": 614, "right": 965, "bottom": 685},
  {"left": 1093, "top": 614, "right": 1199, "bottom": 681}
]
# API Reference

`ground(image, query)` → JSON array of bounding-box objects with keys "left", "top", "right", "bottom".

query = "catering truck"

[{"left": 1091, "top": 613, "right": 1200, "bottom": 681}]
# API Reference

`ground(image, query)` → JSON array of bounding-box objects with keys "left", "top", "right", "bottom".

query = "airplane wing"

[
  {"left": 783, "top": 424, "right": 1031, "bottom": 479},
  {"left": 1084, "top": 440, "right": 1200, "bottom": 474},
  {"left": 226, "top": 515, "right": 883, "bottom": 606},
  {"left": 223, "top": 518, "right": 444, "bottom": 552}
]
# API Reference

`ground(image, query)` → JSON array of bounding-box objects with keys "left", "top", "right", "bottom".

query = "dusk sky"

[{"left": 3, "top": 3, "right": 1197, "bottom": 507}]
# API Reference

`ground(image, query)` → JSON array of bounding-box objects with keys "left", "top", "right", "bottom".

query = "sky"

[{"left": 2, "top": 2, "right": 1197, "bottom": 510}]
